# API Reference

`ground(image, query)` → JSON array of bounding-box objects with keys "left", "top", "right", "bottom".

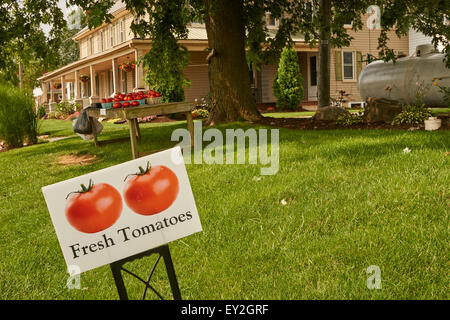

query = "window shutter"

[
  {"left": 356, "top": 51, "right": 363, "bottom": 79},
  {"left": 335, "top": 51, "right": 342, "bottom": 81}
]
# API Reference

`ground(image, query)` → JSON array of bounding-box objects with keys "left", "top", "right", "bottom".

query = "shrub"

[
  {"left": 55, "top": 101, "right": 79, "bottom": 118},
  {"left": 335, "top": 112, "right": 364, "bottom": 126},
  {"left": 192, "top": 108, "right": 209, "bottom": 119},
  {"left": 273, "top": 46, "right": 304, "bottom": 110},
  {"left": 392, "top": 105, "right": 432, "bottom": 125},
  {"left": 0, "top": 82, "right": 37, "bottom": 148},
  {"left": 37, "top": 105, "right": 46, "bottom": 119}
]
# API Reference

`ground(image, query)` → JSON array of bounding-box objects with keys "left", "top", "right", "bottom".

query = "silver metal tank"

[{"left": 358, "top": 45, "right": 450, "bottom": 107}]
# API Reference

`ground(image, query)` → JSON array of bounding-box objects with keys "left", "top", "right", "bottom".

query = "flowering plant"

[
  {"left": 432, "top": 79, "right": 450, "bottom": 107},
  {"left": 52, "top": 83, "right": 61, "bottom": 89},
  {"left": 119, "top": 61, "right": 136, "bottom": 72}
]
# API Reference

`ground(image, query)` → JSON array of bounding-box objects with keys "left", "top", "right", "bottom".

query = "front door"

[{"left": 307, "top": 53, "right": 318, "bottom": 101}]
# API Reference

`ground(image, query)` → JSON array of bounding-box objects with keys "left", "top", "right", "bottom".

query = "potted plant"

[
  {"left": 119, "top": 61, "right": 136, "bottom": 72},
  {"left": 80, "top": 75, "right": 90, "bottom": 83},
  {"left": 52, "top": 83, "right": 62, "bottom": 89}
]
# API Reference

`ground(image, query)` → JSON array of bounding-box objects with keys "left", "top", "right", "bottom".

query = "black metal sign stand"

[{"left": 110, "top": 244, "right": 181, "bottom": 300}]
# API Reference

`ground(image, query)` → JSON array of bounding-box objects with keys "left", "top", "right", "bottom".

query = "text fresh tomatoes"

[
  {"left": 124, "top": 164, "right": 179, "bottom": 215},
  {"left": 65, "top": 181, "right": 122, "bottom": 233}
]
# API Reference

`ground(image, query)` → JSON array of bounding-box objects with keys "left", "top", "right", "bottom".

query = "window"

[
  {"left": 266, "top": 13, "right": 278, "bottom": 27},
  {"left": 342, "top": 51, "right": 355, "bottom": 80},
  {"left": 120, "top": 19, "right": 125, "bottom": 42},
  {"left": 89, "top": 37, "right": 94, "bottom": 55},
  {"left": 100, "top": 31, "right": 104, "bottom": 51},
  {"left": 109, "top": 26, "right": 114, "bottom": 47}
]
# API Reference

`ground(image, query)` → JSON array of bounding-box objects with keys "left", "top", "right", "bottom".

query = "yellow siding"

[
  {"left": 184, "top": 52, "right": 209, "bottom": 102},
  {"left": 330, "top": 16, "right": 409, "bottom": 103}
]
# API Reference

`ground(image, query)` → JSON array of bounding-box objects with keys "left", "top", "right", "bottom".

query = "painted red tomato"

[
  {"left": 65, "top": 181, "right": 122, "bottom": 233},
  {"left": 124, "top": 163, "right": 179, "bottom": 215}
]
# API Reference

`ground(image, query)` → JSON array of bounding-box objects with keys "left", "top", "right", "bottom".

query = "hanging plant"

[
  {"left": 52, "top": 83, "right": 62, "bottom": 89},
  {"left": 119, "top": 61, "right": 136, "bottom": 72},
  {"left": 80, "top": 75, "right": 90, "bottom": 83}
]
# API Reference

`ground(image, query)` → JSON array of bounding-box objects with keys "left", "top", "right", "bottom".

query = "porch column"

[
  {"left": 61, "top": 76, "right": 66, "bottom": 102},
  {"left": 112, "top": 58, "right": 120, "bottom": 95},
  {"left": 48, "top": 80, "right": 53, "bottom": 105},
  {"left": 89, "top": 65, "right": 98, "bottom": 104},
  {"left": 74, "top": 70, "right": 80, "bottom": 100},
  {"left": 134, "top": 49, "right": 146, "bottom": 90},
  {"left": 41, "top": 82, "right": 47, "bottom": 104}
]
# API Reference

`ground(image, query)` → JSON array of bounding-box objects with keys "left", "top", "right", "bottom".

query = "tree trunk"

[
  {"left": 204, "top": 0, "right": 262, "bottom": 125},
  {"left": 318, "top": 0, "right": 331, "bottom": 108}
]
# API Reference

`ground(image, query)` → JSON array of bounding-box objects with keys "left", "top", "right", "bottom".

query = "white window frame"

[
  {"left": 100, "top": 31, "right": 104, "bottom": 52},
  {"left": 120, "top": 19, "right": 125, "bottom": 43},
  {"left": 89, "top": 36, "right": 94, "bottom": 55},
  {"left": 266, "top": 13, "right": 278, "bottom": 28},
  {"left": 109, "top": 26, "right": 114, "bottom": 47},
  {"left": 342, "top": 51, "right": 355, "bottom": 81}
]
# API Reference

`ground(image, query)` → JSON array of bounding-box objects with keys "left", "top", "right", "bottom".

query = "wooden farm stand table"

[{"left": 85, "top": 102, "right": 194, "bottom": 160}]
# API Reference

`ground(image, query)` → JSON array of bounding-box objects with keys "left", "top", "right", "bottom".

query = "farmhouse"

[{"left": 37, "top": 1, "right": 420, "bottom": 111}]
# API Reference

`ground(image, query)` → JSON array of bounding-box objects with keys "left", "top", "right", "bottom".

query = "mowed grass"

[{"left": 0, "top": 119, "right": 449, "bottom": 300}]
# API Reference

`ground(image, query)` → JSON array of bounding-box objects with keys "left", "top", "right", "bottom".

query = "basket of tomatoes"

[
  {"left": 146, "top": 90, "right": 162, "bottom": 104},
  {"left": 100, "top": 90, "right": 162, "bottom": 109}
]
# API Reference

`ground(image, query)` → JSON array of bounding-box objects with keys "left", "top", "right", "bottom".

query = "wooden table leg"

[
  {"left": 185, "top": 112, "right": 194, "bottom": 147},
  {"left": 89, "top": 117, "right": 99, "bottom": 147},
  {"left": 135, "top": 119, "right": 141, "bottom": 141},
  {"left": 128, "top": 119, "right": 139, "bottom": 159}
]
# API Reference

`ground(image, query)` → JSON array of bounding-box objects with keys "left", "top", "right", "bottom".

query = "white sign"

[{"left": 42, "top": 147, "right": 202, "bottom": 273}]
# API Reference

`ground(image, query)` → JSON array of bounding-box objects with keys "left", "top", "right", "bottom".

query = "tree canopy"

[{"left": 0, "top": 1, "right": 67, "bottom": 88}]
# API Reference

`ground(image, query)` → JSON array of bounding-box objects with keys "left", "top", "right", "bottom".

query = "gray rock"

[{"left": 313, "top": 106, "right": 351, "bottom": 121}]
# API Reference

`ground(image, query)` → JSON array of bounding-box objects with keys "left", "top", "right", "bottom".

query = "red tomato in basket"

[
  {"left": 122, "top": 101, "right": 130, "bottom": 108},
  {"left": 113, "top": 102, "right": 122, "bottom": 108},
  {"left": 100, "top": 98, "right": 107, "bottom": 103},
  {"left": 131, "top": 100, "right": 140, "bottom": 107}
]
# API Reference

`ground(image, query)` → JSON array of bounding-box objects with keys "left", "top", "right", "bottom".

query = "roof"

[{"left": 187, "top": 27, "right": 208, "bottom": 40}]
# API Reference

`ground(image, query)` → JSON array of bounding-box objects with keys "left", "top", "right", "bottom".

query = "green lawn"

[{"left": 0, "top": 119, "right": 448, "bottom": 299}]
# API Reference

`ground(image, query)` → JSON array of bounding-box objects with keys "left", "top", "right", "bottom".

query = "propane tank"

[{"left": 358, "top": 45, "right": 450, "bottom": 107}]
